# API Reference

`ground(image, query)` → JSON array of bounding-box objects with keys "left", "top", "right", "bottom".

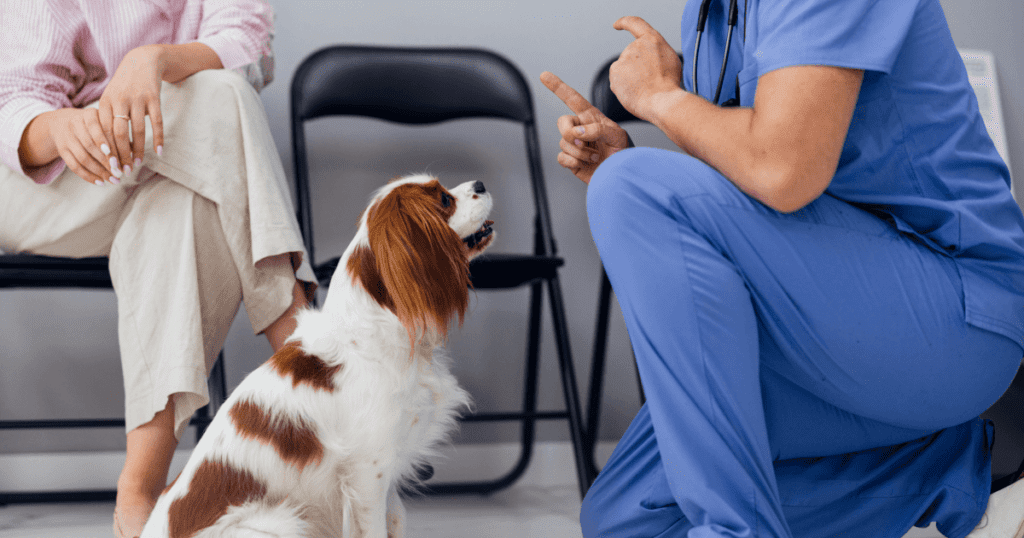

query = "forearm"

[
  {"left": 641, "top": 66, "right": 863, "bottom": 213},
  {"left": 18, "top": 111, "right": 59, "bottom": 169},
  {"left": 156, "top": 43, "right": 224, "bottom": 84},
  {"left": 645, "top": 89, "right": 820, "bottom": 213}
]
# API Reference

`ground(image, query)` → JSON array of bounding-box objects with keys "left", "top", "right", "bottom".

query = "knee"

[
  {"left": 586, "top": 148, "right": 656, "bottom": 219},
  {"left": 586, "top": 148, "right": 729, "bottom": 223},
  {"left": 586, "top": 148, "right": 731, "bottom": 250},
  {"left": 179, "top": 69, "right": 258, "bottom": 108}
]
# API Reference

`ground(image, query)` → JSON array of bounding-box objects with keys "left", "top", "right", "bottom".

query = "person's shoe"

[{"left": 966, "top": 471, "right": 1024, "bottom": 537}]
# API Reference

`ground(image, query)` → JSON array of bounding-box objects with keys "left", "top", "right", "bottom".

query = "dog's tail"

[{"left": 193, "top": 501, "right": 310, "bottom": 538}]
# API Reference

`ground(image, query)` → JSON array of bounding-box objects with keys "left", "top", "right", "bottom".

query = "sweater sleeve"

[
  {"left": 0, "top": 3, "right": 80, "bottom": 184},
  {"left": 194, "top": 0, "right": 276, "bottom": 91}
]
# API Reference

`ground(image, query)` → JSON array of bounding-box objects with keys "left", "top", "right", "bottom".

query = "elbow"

[{"left": 754, "top": 163, "right": 832, "bottom": 214}]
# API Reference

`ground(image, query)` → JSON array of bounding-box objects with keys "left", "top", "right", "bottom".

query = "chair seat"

[
  {"left": 468, "top": 253, "right": 564, "bottom": 289},
  {"left": 0, "top": 254, "right": 112, "bottom": 289},
  {"left": 312, "top": 252, "right": 564, "bottom": 290}
]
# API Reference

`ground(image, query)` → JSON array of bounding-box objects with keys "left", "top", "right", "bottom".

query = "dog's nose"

[{"left": 472, "top": 181, "right": 486, "bottom": 194}]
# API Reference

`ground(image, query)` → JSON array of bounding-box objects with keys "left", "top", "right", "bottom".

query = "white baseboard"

[{"left": 0, "top": 441, "right": 618, "bottom": 494}]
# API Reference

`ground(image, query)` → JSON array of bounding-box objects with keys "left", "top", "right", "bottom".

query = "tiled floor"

[
  {"left": 0, "top": 490, "right": 947, "bottom": 538},
  {"left": 0, "top": 484, "right": 585, "bottom": 538},
  {"left": 0, "top": 440, "right": 948, "bottom": 537}
]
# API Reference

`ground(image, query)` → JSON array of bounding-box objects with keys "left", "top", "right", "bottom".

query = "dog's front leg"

[
  {"left": 385, "top": 486, "right": 406, "bottom": 538},
  {"left": 347, "top": 462, "right": 391, "bottom": 538}
]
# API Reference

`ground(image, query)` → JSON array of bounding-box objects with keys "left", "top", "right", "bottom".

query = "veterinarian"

[
  {"left": 0, "top": 2, "right": 316, "bottom": 536},
  {"left": 542, "top": 0, "right": 1024, "bottom": 536}
]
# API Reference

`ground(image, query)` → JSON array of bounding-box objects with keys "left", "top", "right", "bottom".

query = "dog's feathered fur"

[{"left": 141, "top": 175, "right": 494, "bottom": 538}]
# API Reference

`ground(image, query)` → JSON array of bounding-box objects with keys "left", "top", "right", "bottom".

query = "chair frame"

[
  {"left": 0, "top": 254, "right": 228, "bottom": 504},
  {"left": 290, "top": 45, "right": 594, "bottom": 497}
]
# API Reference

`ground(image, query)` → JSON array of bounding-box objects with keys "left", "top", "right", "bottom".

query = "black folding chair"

[
  {"left": 290, "top": 45, "right": 594, "bottom": 498},
  {"left": 0, "top": 254, "right": 228, "bottom": 504}
]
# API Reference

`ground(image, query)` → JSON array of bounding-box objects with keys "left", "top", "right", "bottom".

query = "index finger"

[
  {"left": 612, "top": 16, "right": 658, "bottom": 39},
  {"left": 540, "top": 71, "right": 595, "bottom": 116}
]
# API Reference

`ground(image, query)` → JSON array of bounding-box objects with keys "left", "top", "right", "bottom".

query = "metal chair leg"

[
  {"left": 424, "top": 281, "right": 544, "bottom": 495},
  {"left": 0, "top": 349, "right": 229, "bottom": 505},
  {"left": 194, "top": 350, "right": 228, "bottom": 442},
  {"left": 584, "top": 266, "right": 644, "bottom": 480},
  {"left": 584, "top": 268, "right": 614, "bottom": 478},
  {"left": 546, "top": 274, "right": 594, "bottom": 497}
]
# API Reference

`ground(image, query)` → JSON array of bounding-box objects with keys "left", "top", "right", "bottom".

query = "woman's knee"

[
  {"left": 169, "top": 69, "right": 259, "bottom": 117},
  {"left": 185, "top": 68, "right": 256, "bottom": 96}
]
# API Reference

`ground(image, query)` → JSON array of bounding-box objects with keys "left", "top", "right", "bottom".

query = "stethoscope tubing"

[{"left": 693, "top": 0, "right": 740, "bottom": 105}]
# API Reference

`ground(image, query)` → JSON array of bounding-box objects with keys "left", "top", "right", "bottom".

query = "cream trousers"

[{"left": 0, "top": 70, "right": 315, "bottom": 439}]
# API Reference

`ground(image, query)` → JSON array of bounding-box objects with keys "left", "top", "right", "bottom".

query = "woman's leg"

[
  {"left": 115, "top": 395, "right": 178, "bottom": 537},
  {"left": 581, "top": 148, "right": 1022, "bottom": 538},
  {"left": 107, "top": 70, "right": 314, "bottom": 536},
  {"left": 1, "top": 69, "right": 314, "bottom": 537}
]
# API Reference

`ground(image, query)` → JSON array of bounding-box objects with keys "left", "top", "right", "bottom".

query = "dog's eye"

[{"left": 440, "top": 192, "right": 453, "bottom": 208}]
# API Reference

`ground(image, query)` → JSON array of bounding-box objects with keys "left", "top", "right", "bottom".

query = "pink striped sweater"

[{"left": 0, "top": 0, "right": 275, "bottom": 184}]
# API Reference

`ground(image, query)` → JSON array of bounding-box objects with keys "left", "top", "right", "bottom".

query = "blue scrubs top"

[{"left": 681, "top": 0, "right": 1024, "bottom": 347}]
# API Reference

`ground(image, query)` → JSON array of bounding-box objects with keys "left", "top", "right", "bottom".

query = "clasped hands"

[
  {"left": 541, "top": 16, "right": 682, "bottom": 184},
  {"left": 21, "top": 45, "right": 167, "bottom": 185}
]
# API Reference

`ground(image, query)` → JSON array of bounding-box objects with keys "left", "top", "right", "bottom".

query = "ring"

[{"left": 114, "top": 114, "right": 130, "bottom": 121}]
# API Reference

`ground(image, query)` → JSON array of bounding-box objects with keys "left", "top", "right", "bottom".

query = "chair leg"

[
  {"left": 584, "top": 267, "right": 614, "bottom": 479},
  {"left": 585, "top": 267, "right": 646, "bottom": 480},
  {"left": 424, "top": 282, "right": 544, "bottom": 495},
  {"left": 634, "top": 350, "right": 645, "bottom": 405},
  {"left": 546, "top": 274, "right": 594, "bottom": 497},
  {"left": 195, "top": 351, "right": 228, "bottom": 442},
  {"left": 208, "top": 351, "right": 228, "bottom": 415}
]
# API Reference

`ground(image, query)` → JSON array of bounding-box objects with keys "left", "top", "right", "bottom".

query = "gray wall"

[{"left": 2, "top": 0, "right": 1021, "bottom": 467}]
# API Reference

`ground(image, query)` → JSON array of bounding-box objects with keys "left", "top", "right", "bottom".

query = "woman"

[
  {"left": 0, "top": 2, "right": 316, "bottom": 536},
  {"left": 543, "top": 0, "right": 1024, "bottom": 536}
]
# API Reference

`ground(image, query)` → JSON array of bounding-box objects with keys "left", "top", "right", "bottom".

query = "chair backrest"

[{"left": 290, "top": 45, "right": 557, "bottom": 268}]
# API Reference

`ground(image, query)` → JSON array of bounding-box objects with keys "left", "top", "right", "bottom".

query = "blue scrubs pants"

[{"left": 581, "top": 148, "right": 1024, "bottom": 538}]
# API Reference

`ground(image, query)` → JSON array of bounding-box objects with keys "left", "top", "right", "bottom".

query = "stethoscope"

[{"left": 692, "top": 0, "right": 742, "bottom": 106}]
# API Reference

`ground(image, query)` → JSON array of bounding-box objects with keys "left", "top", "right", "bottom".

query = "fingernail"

[
  {"left": 101, "top": 144, "right": 110, "bottom": 156},
  {"left": 156, "top": 145, "right": 163, "bottom": 157},
  {"left": 575, "top": 127, "right": 585, "bottom": 135},
  {"left": 590, "top": 154, "right": 600, "bottom": 162},
  {"left": 109, "top": 157, "right": 122, "bottom": 177},
  {"left": 124, "top": 165, "right": 131, "bottom": 176},
  {"left": 134, "top": 158, "right": 142, "bottom": 168},
  {"left": 109, "top": 176, "right": 121, "bottom": 185},
  {"left": 95, "top": 180, "right": 105, "bottom": 186},
  {"left": 574, "top": 139, "right": 582, "bottom": 147}
]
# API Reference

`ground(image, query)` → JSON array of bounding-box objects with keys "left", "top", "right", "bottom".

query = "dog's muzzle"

[{"left": 463, "top": 220, "right": 494, "bottom": 248}]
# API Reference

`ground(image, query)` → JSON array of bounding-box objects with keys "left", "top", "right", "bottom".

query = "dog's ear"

[{"left": 365, "top": 184, "right": 470, "bottom": 341}]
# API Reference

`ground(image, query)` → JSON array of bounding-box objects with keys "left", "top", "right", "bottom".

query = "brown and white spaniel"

[{"left": 141, "top": 174, "right": 495, "bottom": 538}]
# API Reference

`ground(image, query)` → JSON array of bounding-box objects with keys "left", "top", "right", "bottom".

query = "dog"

[{"left": 140, "top": 174, "right": 495, "bottom": 538}]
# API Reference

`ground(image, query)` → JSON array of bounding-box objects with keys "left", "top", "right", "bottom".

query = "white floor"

[
  {"left": 0, "top": 484, "right": 586, "bottom": 538},
  {"left": 0, "top": 441, "right": 947, "bottom": 537},
  {"left": 0, "top": 490, "right": 946, "bottom": 538}
]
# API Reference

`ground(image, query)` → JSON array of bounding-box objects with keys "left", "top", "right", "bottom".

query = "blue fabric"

[
  {"left": 581, "top": 149, "right": 1023, "bottom": 537},
  {"left": 681, "top": 0, "right": 1024, "bottom": 345},
  {"left": 584, "top": 405, "right": 995, "bottom": 538}
]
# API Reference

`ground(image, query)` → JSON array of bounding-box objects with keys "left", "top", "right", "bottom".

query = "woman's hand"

[
  {"left": 18, "top": 107, "right": 120, "bottom": 185},
  {"left": 609, "top": 16, "right": 683, "bottom": 122},
  {"left": 97, "top": 44, "right": 167, "bottom": 178},
  {"left": 540, "top": 71, "right": 631, "bottom": 184}
]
